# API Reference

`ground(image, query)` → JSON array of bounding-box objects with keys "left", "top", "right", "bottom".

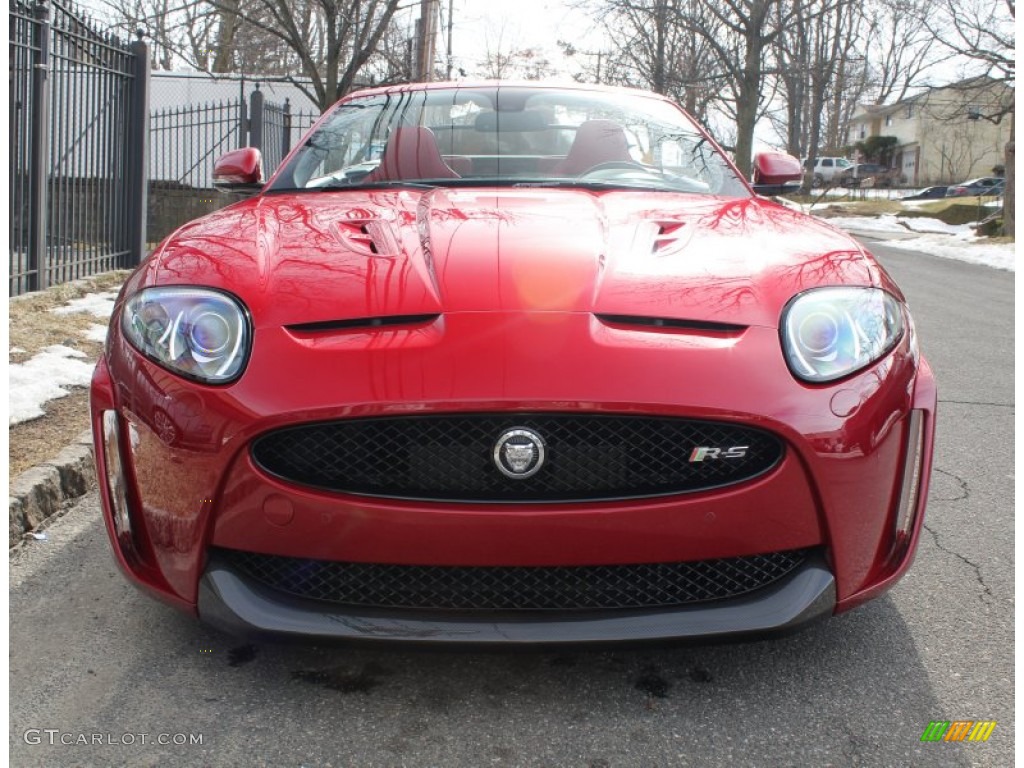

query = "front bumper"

[
  {"left": 198, "top": 550, "right": 836, "bottom": 646},
  {"left": 91, "top": 310, "right": 937, "bottom": 639}
]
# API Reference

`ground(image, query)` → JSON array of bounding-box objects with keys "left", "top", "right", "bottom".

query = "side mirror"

[
  {"left": 751, "top": 151, "right": 802, "bottom": 196},
  {"left": 213, "top": 148, "right": 264, "bottom": 193}
]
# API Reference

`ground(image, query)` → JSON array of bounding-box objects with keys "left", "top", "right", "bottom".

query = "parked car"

[
  {"left": 839, "top": 163, "right": 899, "bottom": 188},
  {"left": 804, "top": 155, "right": 853, "bottom": 186},
  {"left": 92, "top": 81, "right": 936, "bottom": 646},
  {"left": 901, "top": 186, "right": 949, "bottom": 201},
  {"left": 946, "top": 177, "right": 1004, "bottom": 197}
]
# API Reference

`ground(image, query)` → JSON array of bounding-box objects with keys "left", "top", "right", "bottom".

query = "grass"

[
  {"left": 9, "top": 271, "right": 130, "bottom": 364},
  {"left": 9, "top": 270, "right": 130, "bottom": 482},
  {"left": 787, "top": 190, "right": 1006, "bottom": 229}
]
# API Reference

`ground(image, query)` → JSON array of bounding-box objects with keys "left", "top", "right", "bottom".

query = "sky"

[
  {"left": 7, "top": 220, "right": 1013, "bottom": 427},
  {"left": 419, "top": 0, "right": 600, "bottom": 80}
]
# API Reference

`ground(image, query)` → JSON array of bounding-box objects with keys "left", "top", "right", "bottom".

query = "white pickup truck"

[{"left": 805, "top": 156, "right": 853, "bottom": 187}]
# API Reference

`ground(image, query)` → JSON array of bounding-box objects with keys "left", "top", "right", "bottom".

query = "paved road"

[{"left": 9, "top": 240, "right": 1014, "bottom": 767}]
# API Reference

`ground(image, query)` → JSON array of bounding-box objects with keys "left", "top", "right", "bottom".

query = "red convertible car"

[{"left": 91, "top": 82, "right": 935, "bottom": 645}]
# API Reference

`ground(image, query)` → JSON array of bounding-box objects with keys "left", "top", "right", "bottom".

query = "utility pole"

[
  {"left": 415, "top": 0, "right": 439, "bottom": 81},
  {"left": 446, "top": 0, "right": 454, "bottom": 80}
]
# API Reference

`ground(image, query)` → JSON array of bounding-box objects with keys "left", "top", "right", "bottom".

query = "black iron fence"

[
  {"left": 9, "top": 0, "right": 148, "bottom": 295},
  {"left": 148, "top": 84, "right": 319, "bottom": 242}
]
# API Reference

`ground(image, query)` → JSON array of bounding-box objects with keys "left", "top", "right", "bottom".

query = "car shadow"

[{"left": 152, "top": 593, "right": 969, "bottom": 766}]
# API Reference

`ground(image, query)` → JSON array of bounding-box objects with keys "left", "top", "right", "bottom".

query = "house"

[{"left": 846, "top": 77, "right": 1012, "bottom": 185}]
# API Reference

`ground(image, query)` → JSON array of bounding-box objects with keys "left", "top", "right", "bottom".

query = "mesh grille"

[
  {"left": 220, "top": 548, "right": 810, "bottom": 611},
  {"left": 251, "top": 414, "right": 783, "bottom": 502}
]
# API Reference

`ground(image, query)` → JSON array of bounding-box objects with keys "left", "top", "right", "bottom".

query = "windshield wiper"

[
  {"left": 262, "top": 179, "right": 443, "bottom": 193},
  {"left": 512, "top": 179, "right": 671, "bottom": 191},
  {"left": 322, "top": 179, "right": 440, "bottom": 191}
]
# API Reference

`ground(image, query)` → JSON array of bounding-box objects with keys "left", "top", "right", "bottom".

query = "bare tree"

[
  {"left": 199, "top": 0, "right": 404, "bottom": 109},
  {"left": 817, "top": 2, "right": 862, "bottom": 152},
  {"left": 918, "top": 0, "right": 1015, "bottom": 234},
  {"left": 670, "top": 0, "right": 802, "bottom": 177},
  {"left": 95, "top": 0, "right": 407, "bottom": 105},
  {"left": 477, "top": 19, "right": 520, "bottom": 79},
  {"left": 96, "top": 0, "right": 217, "bottom": 70},
  {"left": 772, "top": 0, "right": 860, "bottom": 163},
  {"left": 576, "top": 0, "right": 722, "bottom": 125},
  {"left": 479, "top": 46, "right": 557, "bottom": 80},
  {"left": 473, "top": 17, "right": 558, "bottom": 81},
  {"left": 859, "top": 0, "right": 946, "bottom": 105}
]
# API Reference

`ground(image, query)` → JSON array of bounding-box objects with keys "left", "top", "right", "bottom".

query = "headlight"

[
  {"left": 782, "top": 287, "right": 904, "bottom": 383},
  {"left": 121, "top": 287, "right": 250, "bottom": 383}
]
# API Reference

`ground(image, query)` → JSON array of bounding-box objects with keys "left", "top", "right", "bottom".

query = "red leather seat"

[
  {"left": 364, "top": 127, "right": 462, "bottom": 182},
  {"left": 552, "top": 120, "right": 632, "bottom": 175}
]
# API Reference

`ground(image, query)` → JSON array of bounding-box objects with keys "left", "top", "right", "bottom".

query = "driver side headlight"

[
  {"left": 782, "top": 287, "right": 905, "bottom": 383},
  {"left": 121, "top": 287, "right": 251, "bottom": 384}
]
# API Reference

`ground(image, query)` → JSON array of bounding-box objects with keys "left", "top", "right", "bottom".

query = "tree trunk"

[
  {"left": 212, "top": 0, "right": 241, "bottom": 73},
  {"left": 1004, "top": 110, "right": 1014, "bottom": 237},
  {"left": 733, "top": 50, "right": 763, "bottom": 179}
]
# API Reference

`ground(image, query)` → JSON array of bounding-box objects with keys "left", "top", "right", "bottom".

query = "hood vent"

[
  {"left": 635, "top": 220, "right": 689, "bottom": 256},
  {"left": 332, "top": 216, "right": 400, "bottom": 256},
  {"left": 653, "top": 221, "right": 685, "bottom": 251},
  {"left": 286, "top": 313, "right": 440, "bottom": 334},
  {"left": 596, "top": 314, "right": 746, "bottom": 334}
]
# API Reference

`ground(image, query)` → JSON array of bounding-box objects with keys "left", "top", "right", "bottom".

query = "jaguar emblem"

[{"left": 493, "top": 428, "right": 546, "bottom": 479}]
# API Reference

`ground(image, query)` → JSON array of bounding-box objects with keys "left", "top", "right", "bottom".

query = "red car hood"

[{"left": 149, "top": 189, "right": 891, "bottom": 329}]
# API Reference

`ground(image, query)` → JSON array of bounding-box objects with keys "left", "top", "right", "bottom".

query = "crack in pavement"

[
  {"left": 937, "top": 399, "right": 1014, "bottom": 409},
  {"left": 932, "top": 468, "right": 969, "bottom": 502},
  {"left": 924, "top": 468, "right": 999, "bottom": 604},
  {"left": 922, "top": 522, "right": 996, "bottom": 605}
]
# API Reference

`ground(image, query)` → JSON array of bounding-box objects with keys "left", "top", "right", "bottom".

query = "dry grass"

[
  {"left": 9, "top": 390, "right": 92, "bottom": 480},
  {"left": 810, "top": 201, "right": 905, "bottom": 217},
  {"left": 9, "top": 271, "right": 130, "bottom": 483}
]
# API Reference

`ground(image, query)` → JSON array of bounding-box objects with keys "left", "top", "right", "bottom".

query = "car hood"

[{"left": 147, "top": 188, "right": 891, "bottom": 330}]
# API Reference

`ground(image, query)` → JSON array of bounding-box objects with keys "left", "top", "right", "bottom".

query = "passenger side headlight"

[
  {"left": 122, "top": 287, "right": 251, "bottom": 384},
  {"left": 782, "top": 287, "right": 904, "bottom": 383}
]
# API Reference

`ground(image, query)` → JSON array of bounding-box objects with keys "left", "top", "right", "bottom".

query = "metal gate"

[
  {"left": 148, "top": 84, "right": 318, "bottom": 242},
  {"left": 9, "top": 0, "right": 149, "bottom": 295}
]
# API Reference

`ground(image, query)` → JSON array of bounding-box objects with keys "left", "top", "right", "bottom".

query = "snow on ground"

[
  {"left": 49, "top": 291, "right": 118, "bottom": 317},
  {"left": 10, "top": 345, "right": 95, "bottom": 425},
  {"left": 10, "top": 292, "right": 118, "bottom": 426},
  {"left": 8, "top": 215, "right": 1014, "bottom": 426},
  {"left": 820, "top": 215, "right": 1015, "bottom": 272},
  {"left": 83, "top": 324, "right": 109, "bottom": 343}
]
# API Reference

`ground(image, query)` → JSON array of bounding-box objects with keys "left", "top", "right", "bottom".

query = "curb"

[{"left": 9, "top": 429, "right": 96, "bottom": 547}]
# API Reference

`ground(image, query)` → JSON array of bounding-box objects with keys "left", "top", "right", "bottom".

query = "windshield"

[{"left": 269, "top": 85, "right": 749, "bottom": 197}]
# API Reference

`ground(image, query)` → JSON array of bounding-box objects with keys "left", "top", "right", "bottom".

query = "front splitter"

[{"left": 197, "top": 553, "right": 836, "bottom": 647}]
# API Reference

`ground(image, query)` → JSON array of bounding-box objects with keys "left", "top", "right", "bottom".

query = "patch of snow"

[
  {"left": 884, "top": 236, "right": 1015, "bottom": 272},
  {"left": 818, "top": 215, "right": 1014, "bottom": 272},
  {"left": 10, "top": 345, "right": 94, "bottom": 425},
  {"left": 50, "top": 291, "right": 118, "bottom": 318},
  {"left": 83, "top": 324, "right": 109, "bottom": 343},
  {"left": 10, "top": 347, "right": 26, "bottom": 355},
  {"left": 819, "top": 215, "right": 910, "bottom": 234}
]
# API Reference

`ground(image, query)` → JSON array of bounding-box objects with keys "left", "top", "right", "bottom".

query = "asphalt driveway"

[{"left": 9, "top": 239, "right": 1013, "bottom": 767}]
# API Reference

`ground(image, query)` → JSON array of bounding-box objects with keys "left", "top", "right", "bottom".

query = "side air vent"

[
  {"left": 651, "top": 220, "right": 686, "bottom": 254},
  {"left": 596, "top": 314, "right": 746, "bottom": 334},
  {"left": 286, "top": 314, "right": 440, "bottom": 334},
  {"left": 332, "top": 217, "right": 399, "bottom": 256}
]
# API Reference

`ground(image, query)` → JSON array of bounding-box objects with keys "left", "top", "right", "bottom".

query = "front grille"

[
  {"left": 251, "top": 414, "right": 783, "bottom": 502},
  {"left": 220, "top": 548, "right": 810, "bottom": 611}
]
